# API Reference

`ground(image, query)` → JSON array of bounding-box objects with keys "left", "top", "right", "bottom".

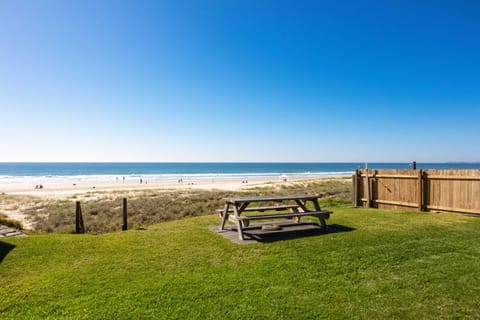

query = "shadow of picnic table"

[
  {"left": 246, "top": 223, "right": 356, "bottom": 243},
  {"left": 214, "top": 222, "right": 355, "bottom": 244},
  {"left": 0, "top": 241, "right": 16, "bottom": 264}
]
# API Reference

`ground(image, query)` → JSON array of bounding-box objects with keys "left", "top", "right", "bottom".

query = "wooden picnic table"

[{"left": 218, "top": 194, "right": 332, "bottom": 240}]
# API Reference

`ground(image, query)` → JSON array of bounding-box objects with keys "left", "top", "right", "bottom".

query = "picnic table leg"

[
  {"left": 238, "top": 202, "right": 250, "bottom": 228},
  {"left": 313, "top": 200, "right": 327, "bottom": 230},
  {"left": 319, "top": 217, "right": 327, "bottom": 229},
  {"left": 236, "top": 219, "right": 245, "bottom": 241},
  {"left": 294, "top": 200, "right": 308, "bottom": 212},
  {"left": 220, "top": 203, "right": 230, "bottom": 230},
  {"left": 233, "top": 204, "right": 245, "bottom": 241},
  {"left": 292, "top": 206, "right": 301, "bottom": 223}
]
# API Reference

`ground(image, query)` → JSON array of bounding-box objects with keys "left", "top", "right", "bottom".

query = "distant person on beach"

[{"left": 140, "top": 178, "right": 143, "bottom": 184}]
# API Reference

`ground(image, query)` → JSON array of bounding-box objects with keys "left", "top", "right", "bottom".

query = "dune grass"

[
  {"left": 1, "top": 178, "right": 352, "bottom": 234},
  {"left": 0, "top": 216, "right": 23, "bottom": 230},
  {"left": 2, "top": 203, "right": 480, "bottom": 319}
]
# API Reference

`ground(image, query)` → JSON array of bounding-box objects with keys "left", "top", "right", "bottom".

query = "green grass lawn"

[{"left": 2, "top": 204, "right": 480, "bottom": 319}]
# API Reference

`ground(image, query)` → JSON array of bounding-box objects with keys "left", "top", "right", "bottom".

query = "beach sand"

[
  {"left": 0, "top": 175, "right": 349, "bottom": 198},
  {"left": 2, "top": 179, "right": 279, "bottom": 198}
]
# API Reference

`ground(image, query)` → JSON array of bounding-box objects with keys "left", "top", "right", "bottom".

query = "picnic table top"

[{"left": 225, "top": 194, "right": 322, "bottom": 204}]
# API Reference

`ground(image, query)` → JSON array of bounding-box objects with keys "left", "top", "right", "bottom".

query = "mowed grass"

[{"left": 1, "top": 205, "right": 480, "bottom": 319}]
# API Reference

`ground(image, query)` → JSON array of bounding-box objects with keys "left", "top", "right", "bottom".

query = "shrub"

[{"left": 0, "top": 217, "right": 23, "bottom": 230}]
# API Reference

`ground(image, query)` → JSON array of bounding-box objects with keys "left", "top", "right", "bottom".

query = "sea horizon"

[{"left": 1, "top": 162, "right": 479, "bottom": 186}]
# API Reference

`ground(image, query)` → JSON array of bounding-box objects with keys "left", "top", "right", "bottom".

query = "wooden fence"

[{"left": 353, "top": 169, "right": 480, "bottom": 215}]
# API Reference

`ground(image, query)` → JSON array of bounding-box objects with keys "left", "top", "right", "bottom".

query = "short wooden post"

[
  {"left": 75, "top": 201, "right": 85, "bottom": 234},
  {"left": 417, "top": 169, "right": 423, "bottom": 212},
  {"left": 122, "top": 198, "right": 128, "bottom": 231},
  {"left": 412, "top": 161, "right": 417, "bottom": 170}
]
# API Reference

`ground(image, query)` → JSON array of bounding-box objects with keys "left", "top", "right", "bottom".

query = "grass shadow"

[
  {"left": 246, "top": 223, "right": 356, "bottom": 243},
  {"left": 0, "top": 241, "right": 15, "bottom": 264},
  {"left": 213, "top": 222, "right": 355, "bottom": 244}
]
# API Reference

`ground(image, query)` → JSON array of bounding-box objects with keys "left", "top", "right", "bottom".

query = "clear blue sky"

[{"left": 1, "top": 0, "right": 479, "bottom": 162}]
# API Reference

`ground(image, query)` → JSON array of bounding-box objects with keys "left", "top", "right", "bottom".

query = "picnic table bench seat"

[
  {"left": 233, "top": 210, "right": 331, "bottom": 221},
  {"left": 227, "top": 210, "right": 331, "bottom": 227}
]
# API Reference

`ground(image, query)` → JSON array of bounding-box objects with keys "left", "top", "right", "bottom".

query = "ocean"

[{"left": 1, "top": 162, "right": 479, "bottom": 185}]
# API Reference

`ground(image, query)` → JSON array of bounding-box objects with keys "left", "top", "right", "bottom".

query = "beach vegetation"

[
  {"left": 0, "top": 216, "right": 23, "bottom": 230},
  {"left": 14, "top": 178, "right": 352, "bottom": 234}
]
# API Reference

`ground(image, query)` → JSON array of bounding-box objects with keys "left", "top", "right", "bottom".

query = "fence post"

[
  {"left": 75, "top": 201, "right": 85, "bottom": 234},
  {"left": 352, "top": 174, "right": 357, "bottom": 207},
  {"left": 353, "top": 171, "right": 358, "bottom": 206},
  {"left": 417, "top": 169, "right": 423, "bottom": 212},
  {"left": 365, "top": 163, "right": 371, "bottom": 208},
  {"left": 122, "top": 198, "right": 128, "bottom": 231}
]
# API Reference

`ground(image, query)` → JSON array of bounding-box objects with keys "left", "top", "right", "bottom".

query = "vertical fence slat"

[
  {"left": 365, "top": 164, "right": 370, "bottom": 208},
  {"left": 417, "top": 169, "right": 423, "bottom": 212}
]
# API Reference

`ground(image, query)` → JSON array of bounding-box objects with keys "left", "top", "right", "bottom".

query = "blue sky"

[{"left": 1, "top": 0, "right": 479, "bottom": 162}]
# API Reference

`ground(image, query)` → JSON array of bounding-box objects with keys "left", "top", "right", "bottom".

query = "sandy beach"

[{"left": 0, "top": 175, "right": 350, "bottom": 198}]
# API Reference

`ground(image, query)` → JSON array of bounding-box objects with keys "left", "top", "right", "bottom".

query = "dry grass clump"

[
  {"left": 273, "top": 178, "right": 352, "bottom": 198},
  {"left": 13, "top": 178, "right": 352, "bottom": 234},
  {"left": 0, "top": 194, "right": 44, "bottom": 230},
  {"left": 22, "top": 200, "right": 74, "bottom": 233},
  {"left": 0, "top": 215, "right": 23, "bottom": 229}
]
